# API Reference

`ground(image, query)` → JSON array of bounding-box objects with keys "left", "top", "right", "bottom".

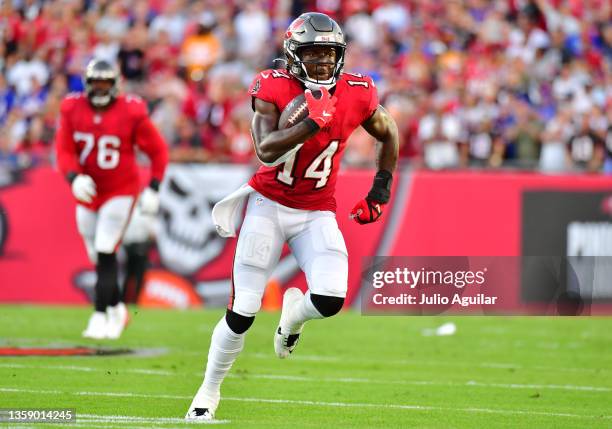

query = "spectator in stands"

[
  {"left": 149, "top": 0, "right": 187, "bottom": 46},
  {"left": 540, "top": 107, "right": 574, "bottom": 173},
  {"left": 118, "top": 25, "right": 148, "bottom": 89},
  {"left": 0, "top": 0, "right": 607, "bottom": 174},
  {"left": 567, "top": 114, "right": 605, "bottom": 172},
  {"left": 504, "top": 98, "right": 543, "bottom": 169},
  {"left": 603, "top": 106, "right": 612, "bottom": 174},
  {"left": 462, "top": 119, "right": 505, "bottom": 168},
  {"left": 6, "top": 49, "right": 48, "bottom": 96},
  {"left": 234, "top": 1, "right": 271, "bottom": 67},
  {"left": 180, "top": 11, "right": 222, "bottom": 82},
  {"left": 418, "top": 95, "right": 465, "bottom": 170}
]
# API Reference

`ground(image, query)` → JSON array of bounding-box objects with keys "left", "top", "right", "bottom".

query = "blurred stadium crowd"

[{"left": 0, "top": 0, "right": 610, "bottom": 173}]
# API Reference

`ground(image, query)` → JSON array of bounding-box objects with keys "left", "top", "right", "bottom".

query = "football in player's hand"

[{"left": 278, "top": 91, "right": 321, "bottom": 130}]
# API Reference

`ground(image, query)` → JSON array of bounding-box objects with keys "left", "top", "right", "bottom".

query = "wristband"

[
  {"left": 303, "top": 117, "right": 320, "bottom": 132},
  {"left": 366, "top": 170, "right": 393, "bottom": 203},
  {"left": 149, "top": 178, "right": 161, "bottom": 192},
  {"left": 66, "top": 171, "right": 78, "bottom": 184}
]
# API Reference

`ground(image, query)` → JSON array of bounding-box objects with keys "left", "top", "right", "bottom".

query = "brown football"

[{"left": 277, "top": 90, "right": 320, "bottom": 130}]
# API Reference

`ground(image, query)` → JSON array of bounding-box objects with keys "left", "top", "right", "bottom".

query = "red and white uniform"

[
  {"left": 56, "top": 93, "right": 168, "bottom": 259},
  {"left": 55, "top": 93, "right": 168, "bottom": 210},
  {"left": 248, "top": 69, "right": 378, "bottom": 212},
  {"left": 221, "top": 70, "right": 378, "bottom": 317}
]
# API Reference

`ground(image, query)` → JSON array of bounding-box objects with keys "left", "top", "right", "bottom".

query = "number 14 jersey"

[{"left": 248, "top": 69, "right": 378, "bottom": 212}]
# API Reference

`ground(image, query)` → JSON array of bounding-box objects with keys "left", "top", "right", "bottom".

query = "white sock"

[
  {"left": 196, "top": 316, "right": 245, "bottom": 406},
  {"left": 286, "top": 291, "right": 324, "bottom": 333}
]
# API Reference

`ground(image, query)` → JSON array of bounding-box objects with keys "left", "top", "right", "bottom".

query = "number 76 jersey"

[
  {"left": 248, "top": 69, "right": 378, "bottom": 212},
  {"left": 55, "top": 93, "right": 168, "bottom": 209}
]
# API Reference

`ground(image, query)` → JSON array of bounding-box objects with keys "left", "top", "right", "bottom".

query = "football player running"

[
  {"left": 186, "top": 12, "right": 398, "bottom": 420},
  {"left": 55, "top": 59, "right": 168, "bottom": 339}
]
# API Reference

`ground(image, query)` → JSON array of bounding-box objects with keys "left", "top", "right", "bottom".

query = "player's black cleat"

[
  {"left": 185, "top": 387, "right": 219, "bottom": 421},
  {"left": 185, "top": 407, "right": 214, "bottom": 421},
  {"left": 275, "top": 288, "right": 305, "bottom": 358}
]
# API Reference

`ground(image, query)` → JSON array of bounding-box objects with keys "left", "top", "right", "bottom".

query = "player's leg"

[
  {"left": 94, "top": 195, "right": 135, "bottom": 339},
  {"left": 187, "top": 193, "right": 284, "bottom": 420},
  {"left": 76, "top": 205, "right": 107, "bottom": 339},
  {"left": 121, "top": 205, "right": 155, "bottom": 303},
  {"left": 121, "top": 241, "right": 150, "bottom": 303},
  {"left": 275, "top": 212, "right": 348, "bottom": 358}
]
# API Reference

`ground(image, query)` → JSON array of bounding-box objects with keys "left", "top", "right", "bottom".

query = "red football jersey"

[
  {"left": 248, "top": 69, "right": 378, "bottom": 212},
  {"left": 55, "top": 93, "right": 168, "bottom": 209}
]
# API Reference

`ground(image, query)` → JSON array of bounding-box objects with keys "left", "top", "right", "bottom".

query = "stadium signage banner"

[
  {"left": 522, "top": 191, "right": 612, "bottom": 303},
  {"left": 2, "top": 166, "right": 612, "bottom": 315}
]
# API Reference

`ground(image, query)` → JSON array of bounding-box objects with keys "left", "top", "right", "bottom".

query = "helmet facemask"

[{"left": 287, "top": 44, "right": 345, "bottom": 90}]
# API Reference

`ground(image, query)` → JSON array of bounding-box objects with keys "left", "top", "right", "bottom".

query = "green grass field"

[{"left": 0, "top": 306, "right": 611, "bottom": 428}]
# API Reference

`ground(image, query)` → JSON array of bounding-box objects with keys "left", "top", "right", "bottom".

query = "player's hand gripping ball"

[{"left": 278, "top": 88, "right": 337, "bottom": 130}]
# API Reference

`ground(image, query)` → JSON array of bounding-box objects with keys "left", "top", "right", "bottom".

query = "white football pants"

[
  {"left": 230, "top": 192, "right": 348, "bottom": 317},
  {"left": 76, "top": 196, "right": 136, "bottom": 264}
]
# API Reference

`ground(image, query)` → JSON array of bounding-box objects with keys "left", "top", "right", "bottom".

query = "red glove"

[
  {"left": 305, "top": 87, "right": 336, "bottom": 128},
  {"left": 350, "top": 199, "right": 385, "bottom": 224},
  {"left": 350, "top": 170, "right": 393, "bottom": 224}
]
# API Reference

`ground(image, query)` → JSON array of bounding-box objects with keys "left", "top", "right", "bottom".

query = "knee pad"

[
  {"left": 310, "top": 293, "right": 344, "bottom": 317},
  {"left": 225, "top": 309, "right": 255, "bottom": 334},
  {"left": 231, "top": 290, "right": 264, "bottom": 317}
]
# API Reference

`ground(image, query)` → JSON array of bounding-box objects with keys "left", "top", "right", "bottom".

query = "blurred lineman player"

[
  {"left": 187, "top": 12, "right": 399, "bottom": 420},
  {"left": 55, "top": 59, "right": 168, "bottom": 339}
]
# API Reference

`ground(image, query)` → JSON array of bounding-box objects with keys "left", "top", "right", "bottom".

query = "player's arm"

[
  {"left": 251, "top": 98, "right": 317, "bottom": 166},
  {"left": 362, "top": 105, "right": 399, "bottom": 174},
  {"left": 55, "top": 106, "right": 81, "bottom": 181},
  {"left": 350, "top": 105, "right": 399, "bottom": 224},
  {"left": 134, "top": 116, "right": 169, "bottom": 190},
  {"left": 252, "top": 88, "right": 336, "bottom": 166},
  {"left": 55, "top": 103, "right": 97, "bottom": 203},
  {"left": 134, "top": 116, "right": 169, "bottom": 214}
]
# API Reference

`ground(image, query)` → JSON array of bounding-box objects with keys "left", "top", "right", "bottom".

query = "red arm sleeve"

[
  {"left": 55, "top": 100, "right": 81, "bottom": 177},
  {"left": 134, "top": 116, "right": 169, "bottom": 183}
]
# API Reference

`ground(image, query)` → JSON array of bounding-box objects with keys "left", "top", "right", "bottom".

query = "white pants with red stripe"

[
  {"left": 76, "top": 195, "right": 136, "bottom": 264},
  {"left": 230, "top": 192, "right": 348, "bottom": 317}
]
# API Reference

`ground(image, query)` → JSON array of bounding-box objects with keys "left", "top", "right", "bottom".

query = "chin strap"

[
  {"left": 304, "top": 80, "right": 336, "bottom": 91},
  {"left": 90, "top": 94, "right": 112, "bottom": 108}
]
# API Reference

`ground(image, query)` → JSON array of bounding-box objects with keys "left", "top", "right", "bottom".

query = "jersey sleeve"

[
  {"left": 55, "top": 98, "right": 81, "bottom": 177},
  {"left": 363, "top": 76, "right": 379, "bottom": 123},
  {"left": 133, "top": 107, "right": 169, "bottom": 183},
  {"left": 248, "top": 69, "right": 281, "bottom": 109}
]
